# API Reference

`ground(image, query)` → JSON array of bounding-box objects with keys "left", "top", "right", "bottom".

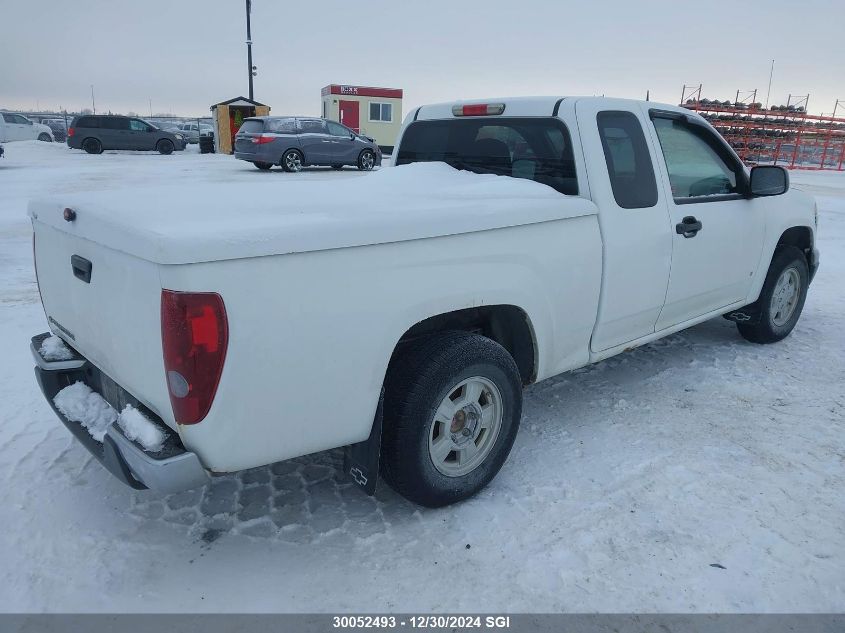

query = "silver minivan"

[{"left": 234, "top": 116, "right": 381, "bottom": 171}]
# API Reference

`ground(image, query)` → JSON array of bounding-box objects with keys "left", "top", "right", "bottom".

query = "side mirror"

[
  {"left": 750, "top": 165, "right": 789, "bottom": 196},
  {"left": 350, "top": 133, "right": 356, "bottom": 140}
]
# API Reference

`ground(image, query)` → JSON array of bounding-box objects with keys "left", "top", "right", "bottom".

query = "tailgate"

[{"left": 32, "top": 220, "right": 175, "bottom": 430}]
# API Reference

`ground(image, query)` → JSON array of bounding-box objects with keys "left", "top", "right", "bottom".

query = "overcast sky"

[{"left": 2, "top": 0, "right": 843, "bottom": 117}]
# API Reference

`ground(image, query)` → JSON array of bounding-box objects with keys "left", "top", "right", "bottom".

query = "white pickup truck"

[{"left": 30, "top": 97, "right": 819, "bottom": 507}]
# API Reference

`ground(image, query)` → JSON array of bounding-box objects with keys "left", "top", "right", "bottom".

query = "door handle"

[
  {"left": 71, "top": 255, "right": 92, "bottom": 283},
  {"left": 675, "top": 216, "right": 703, "bottom": 238}
]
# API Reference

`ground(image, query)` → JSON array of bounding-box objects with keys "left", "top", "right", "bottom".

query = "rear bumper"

[
  {"left": 31, "top": 332, "right": 209, "bottom": 494},
  {"left": 233, "top": 150, "right": 272, "bottom": 163}
]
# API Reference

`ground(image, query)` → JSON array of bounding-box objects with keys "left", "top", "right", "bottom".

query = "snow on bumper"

[{"left": 31, "top": 332, "right": 209, "bottom": 493}]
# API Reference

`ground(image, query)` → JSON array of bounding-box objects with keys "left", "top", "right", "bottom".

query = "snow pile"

[
  {"left": 53, "top": 381, "right": 117, "bottom": 442},
  {"left": 53, "top": 383, "right": 167, "bottom": 451},
  {"left": 117, "top": 405, "right": 166, "bottom": 453},
  {"left": 39, "top": 335, "right": 75, "bottom": 361}
]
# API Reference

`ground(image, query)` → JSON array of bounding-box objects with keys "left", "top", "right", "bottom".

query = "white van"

[{"left": 0, "top": 112, "right": 54, "bottom": 142}]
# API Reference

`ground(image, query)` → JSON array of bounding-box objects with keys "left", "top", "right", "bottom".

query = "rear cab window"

[{"left": 396, "top": 117, "right": 578, "bottom": 195}]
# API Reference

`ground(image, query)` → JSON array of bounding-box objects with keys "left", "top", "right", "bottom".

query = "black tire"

[
  {"left": 381, "top": 331, "right": 522, "bottom": 507},
  {"left": 38, "top": 133, "right": 52, "bottom": 142},
  {"left": 82, "top": 138, "right": 102, "bottom": 154},
  {"left": 157, "top": 139, "right": 174, "bottom": 155},
  {"left": 357, "top": 149, "right": 375, "bottom": 171},
  {"left": 281, "top": 149, "right": 303, "bottom": 172},
  {"left": 737, "top": 245, "right": 809, "bottom": 344},
  {"left": 253, "top": 161, "right": 273, "bottom": 170}
]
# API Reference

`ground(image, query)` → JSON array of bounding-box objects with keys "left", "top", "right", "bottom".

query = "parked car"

[
  {"left": 41, "top": 118, "right": 69, "bottom": 142},
  {"left": 175, "top": 122, "right": 214, "bottom": 143},
  {"left": 29, "top": 96, "right": 818, "bottom": 507},
  {"left": 67, "top": 115, "right": 186, "bottom": 154},
  {"left": 233, "top": 116, "right": 381, "bottom": 171},
  {"left": 0, "top": 144, "right": 4, "bottom": 158},
  {"left": 0, "top": 112, "right": 54, "bottom": 142}
]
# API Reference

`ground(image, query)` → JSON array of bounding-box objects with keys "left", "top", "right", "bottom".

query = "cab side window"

[
  {"left": 327, "top": 121, "right": 351, "bottom": 137},
  {"left": 129, "top": 119, "right": 150, "bottom": 132},
  {"left": 597, "top": 111, "right": 658, "bottom": 209},
  {"left": 652, "top": 116, "right": 744, "bottom": 200}
]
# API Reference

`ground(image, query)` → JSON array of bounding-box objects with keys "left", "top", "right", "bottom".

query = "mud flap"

[
  {"left": 723, "top": 304, "right": 762, "bottom": 324},
  {"left": 343, "top": 388, "right": 383, "bottom": 496}
]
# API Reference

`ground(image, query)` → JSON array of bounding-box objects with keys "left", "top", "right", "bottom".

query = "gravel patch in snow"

[{"left": 39, "top": 335, "right": 75, "bottom": 361}]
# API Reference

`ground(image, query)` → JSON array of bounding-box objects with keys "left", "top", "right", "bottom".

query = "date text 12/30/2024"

[{"left": 333, "top": 616, "right": 511, "bottom": 629}]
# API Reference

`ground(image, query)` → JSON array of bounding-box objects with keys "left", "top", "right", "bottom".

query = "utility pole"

[
  {"left": 149, "top": 98, "right": 153, "bottom": 118},
  {"left": 91, "top": 84, "right": 96, "bottom": 114},
  {"left": 765, "top": 59, "right": 774, "bottom": 109},
  {"left": 245, "top": 0, "right": 254, "bottom": 100}
]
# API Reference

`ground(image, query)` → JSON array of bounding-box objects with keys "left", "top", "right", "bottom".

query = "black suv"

[{"left": 68, "top": 115, "right": 186, "bottom": 154}]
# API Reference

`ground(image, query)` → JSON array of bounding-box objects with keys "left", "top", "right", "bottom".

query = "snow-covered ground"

[{"left": 0, "top": 141, "right": 843, "bottom": 613}]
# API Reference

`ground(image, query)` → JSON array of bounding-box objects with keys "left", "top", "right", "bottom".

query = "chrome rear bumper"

[{"left": 32, "top": 332, "right": 209, "bottom": 493}]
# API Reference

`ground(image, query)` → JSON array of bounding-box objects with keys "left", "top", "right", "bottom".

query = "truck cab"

[{"left": 397, "top": 97, "right": 818, "bottom": 356}]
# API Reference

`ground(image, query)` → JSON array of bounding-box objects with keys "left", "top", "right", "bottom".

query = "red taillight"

[
  {"left": 161, "top": 290, "right": 228, "bottom": 425},
  {"left": 452, "top": 103, "right": 506, "bottom": 117},
  {"left": 67, "top": 127, "right": 75, "bottom": 137},
  {"left": 252, "top": 134, "right": 274, "bottom": 144}
]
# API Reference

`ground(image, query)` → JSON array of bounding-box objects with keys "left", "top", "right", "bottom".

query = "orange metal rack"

[{"left": 679, "top": 85, "right": 845, "bottom": 171}]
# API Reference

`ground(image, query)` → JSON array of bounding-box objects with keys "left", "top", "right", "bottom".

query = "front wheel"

[
  {"left": 357, "top": 149, "right": 375, "bottom": 171},
  {"left": 381, "top": 331, "right": 522, "bottom": 507},
  {"left": 737, "top": 246, "right": 809, "bottom": 344},
  {"left": 38, "top": 133, "right": 52, "bottom": 142},
  {"left": 157, "top": 139, "right": 175, "bottom": 155}
]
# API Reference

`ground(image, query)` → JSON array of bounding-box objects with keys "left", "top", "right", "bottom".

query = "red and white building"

[{"left": 321, "top": 84, "right": 403, "bottom": 151}]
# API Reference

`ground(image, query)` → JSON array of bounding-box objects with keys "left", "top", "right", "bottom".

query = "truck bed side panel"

[{"left": 168, "top": 217, "right": 602, "bottom": 473}]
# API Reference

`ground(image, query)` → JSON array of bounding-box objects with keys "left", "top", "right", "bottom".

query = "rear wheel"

[
  {"left": 82, "top": 138, "right": 102, "bottom": 154},
  {"left": 38, "top": 133, "right": 52, "bottom": 142},
  {"left": 157, "top": 139, "right": 174, "bottom": 155},
  {"left": 357, "top": 150, "right": 375, "bottom": 171},
  {"left": 281, "top": 150, "right": 303, "bottom": 172},
  {"left": 253, "top": 161, "right": 273, "bottom": 170},
  {"left": 737, "top": 246, "right": 809, "bottom": 344},
  {"left": 381, "top": 331, "right": 522, "bottom": 507}
]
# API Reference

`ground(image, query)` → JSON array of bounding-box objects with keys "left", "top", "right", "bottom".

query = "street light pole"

[
  {"left": 765, "top": 59, "right": 774, "bottom": 110},
  {"left": 245, "top": 0, "right": 254, "bottom": 100},
  {"left": 91, "top": 84, "right": 96, "bottom": 115}
]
